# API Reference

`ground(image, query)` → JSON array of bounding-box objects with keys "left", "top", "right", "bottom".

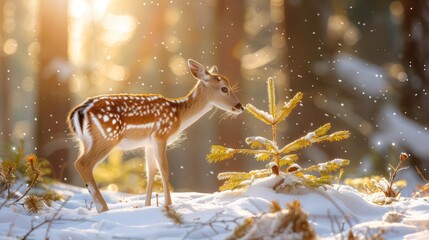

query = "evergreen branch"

[
  {"left": 301, "top": 175, "right": 335, "bottom": 188},
  {"left": 9, "top": 171, "right": 40, "bottom": 206},
  {"left": 234, "top": 149, "right": 272, "bottom": 156},
  {"left": 255, "top": 152, "right": 272, "bottom": 161},
  {"left": 207, "top": 145, "right": 235, "bottom": 163},
  {"left": 279, "top": 125, "right": 328, "bottom": 154},
  {"left": 245, "top": 136, "right": 278, "bottom": 152},
  {"left": 218, "top": 169, "right": 271, "bottom": 181},
  {"left": 314, "top": 130, "right": 351, "bottom": 143},
  {"left": 278, "top": 154, "right": 299, "bottom": 167},
  {"left": 280, "top": 127, "right": 350, "bottom": 154},
  {"left": 0, "top": 183, "right": 24, "bottom": 210},
  {"left": 305, "top": 159, "right": 350, "bottom": 174},
  {"left": 8, "top": 154, "right": 44, "bottom": 207},
  {"left": 219, "top": 173, "right": 255, "bottom": 191},
  {"left": 314, "top": 123, "right": 332, "bottom": 137},
  {"left": 218, "top": 171, "right": 251, "bottom": 181},
  {"left": 274, "top": 92, "right": 303, "bottom": 124},
  {"left": 218, "top": 169, "right": 271, "bottom": 191},
  {"left": 280, "top": 138, "right": 312, "bottom": 154},
  {"left": 207, "top": 145, "right": 274, "bottom": 163},
  {"left": 219, "top": 180, "right": 248, "bottom": 191},
  {"left": 24, "top": 195, "right": 43, "bottom": 213},
  {"left": 267, "top": 78, "right": 277, "bottom": 118},
  {"left": 0, "top": 161, "right": 17, "bottom": 196},
  {"left": 246, "top": 136, "right": 267, "bottom": 149},
  {"left": 245, "top": 104, "right": 273, "bottom": 125}
]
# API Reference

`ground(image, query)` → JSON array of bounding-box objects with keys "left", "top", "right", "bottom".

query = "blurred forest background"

[{"left": 1, "top": 0, "right": 429, "bottom": 194}]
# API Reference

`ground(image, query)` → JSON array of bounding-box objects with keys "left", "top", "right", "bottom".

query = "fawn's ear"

[
  {"left": 208, "top": 65, "right": 218, "bottom": 74},
  {"left": 188, "top": 59, "right": 210, "bottom": 83}
]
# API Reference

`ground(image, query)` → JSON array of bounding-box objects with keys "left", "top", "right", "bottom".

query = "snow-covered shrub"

[{"left": 207, "top": 78, "right": 350, "bottom": 191}]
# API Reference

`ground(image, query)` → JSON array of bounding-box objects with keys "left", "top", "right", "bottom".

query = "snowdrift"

[{"left": 1, "top": 176, "right": 428, "bottom": 239}]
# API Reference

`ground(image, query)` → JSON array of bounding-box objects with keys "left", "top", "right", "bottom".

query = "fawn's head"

[{"left": 188, "top": 59, "right": 244, "bottom": 114}]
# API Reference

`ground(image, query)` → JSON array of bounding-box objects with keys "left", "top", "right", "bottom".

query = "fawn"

[{"left": 67, "top": 59, "right": 244, "bottom": 212}]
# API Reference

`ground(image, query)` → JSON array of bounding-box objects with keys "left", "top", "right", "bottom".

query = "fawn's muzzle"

[{"left": 233, "top": 103, "right": 245, "bottom": 112}]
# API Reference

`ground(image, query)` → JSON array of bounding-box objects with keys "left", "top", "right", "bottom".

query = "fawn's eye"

[{"left": 221, "top": 87, "right": 229, "bottom": 93}]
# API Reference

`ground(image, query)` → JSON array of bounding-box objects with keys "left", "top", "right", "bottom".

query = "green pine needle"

[
  {"left": 246, "top": 136, "right": 277, "bottom": 152},
  {"left": 278, "top": 154, "right": 299, "bottom": 167},
  {"left": 267, "top": 78, "right": 277, "bottom": 118},
  {"left": 207, "top": 145, "right": 235, "bottom": 163},
  {"left": 280, "top": 138, "right": 312, "bottom": 154},
  {"left": 255, "top": 152, "right": 272, "bottom": 161},
  {"left": 306, "top": 159, "right": 350, "bottom": 174},
  {"left": 245, "top": 104, "right": 273, "bottom": 125},
  {"left": 274, "top": 92, "right": 303, "bottom": 124},
  {"left": 315, "top": 123, "right": 332, "bottom": 137}
]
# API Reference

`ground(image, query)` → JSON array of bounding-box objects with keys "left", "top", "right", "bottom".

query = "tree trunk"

[
  {"left": 36, "top": 0, "right": 72, "bottom": 180},
  {"left": 401, "top": 0, "right": 429, "bottom": 125},
  {"left": 213, "top": 0, "right": 245, "bottom": 178},
  {"left": 0, "top": 59, "right": 10, "bottom": 147},
  {"left": 0, "top": 1, "right": 10, "bottom": 146},
  {"left": 400, "top": 0, "right": 429, "bottom": 170}
]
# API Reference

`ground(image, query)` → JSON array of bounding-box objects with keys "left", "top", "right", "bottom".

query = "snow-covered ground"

[{"left": 1, "top": 176, "right": 428, "bottom": 239}]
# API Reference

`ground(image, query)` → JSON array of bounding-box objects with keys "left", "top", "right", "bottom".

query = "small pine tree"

[{"left": 207, "top": 78, "right": 350, "bottom": 191}]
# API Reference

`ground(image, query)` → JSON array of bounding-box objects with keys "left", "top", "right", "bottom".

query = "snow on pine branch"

[{"left": 245, "top": 104, "right": 274, "bottom": 125}]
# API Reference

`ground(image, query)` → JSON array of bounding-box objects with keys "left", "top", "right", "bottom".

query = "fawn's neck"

[{"left": 175, "top": 81, "right": 213, "bottom": 131}]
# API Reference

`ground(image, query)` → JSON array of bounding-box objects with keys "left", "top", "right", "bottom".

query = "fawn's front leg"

[
  {"left": 145, "top": 147, "right": 157, "bottom": 206},
  {"left": 153, "top": 139, "right": 172, "bottom": 206},
  {"left": 75, "top": 144, "right": 114, "bottom": 213}
]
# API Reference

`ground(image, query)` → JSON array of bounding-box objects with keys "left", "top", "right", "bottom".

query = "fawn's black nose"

[{"left": 233, "top": 103, "right": 244, "bottom": 112}]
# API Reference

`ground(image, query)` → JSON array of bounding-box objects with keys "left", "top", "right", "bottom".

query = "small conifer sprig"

[
  {"left": 24, "top": 191, "right": 62, "bottom": 213},
  {"left": 0, "top": 160, "right": 17, "bottom": 197},
  {"left": 1, "top": 149, "right": 60, "bottom": 212},
  {"left": 207, "top": 78, "right": 350, "bottom": 191},
  {"left": 9, "top": 154, "right": 45, "bottom": 206}
]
